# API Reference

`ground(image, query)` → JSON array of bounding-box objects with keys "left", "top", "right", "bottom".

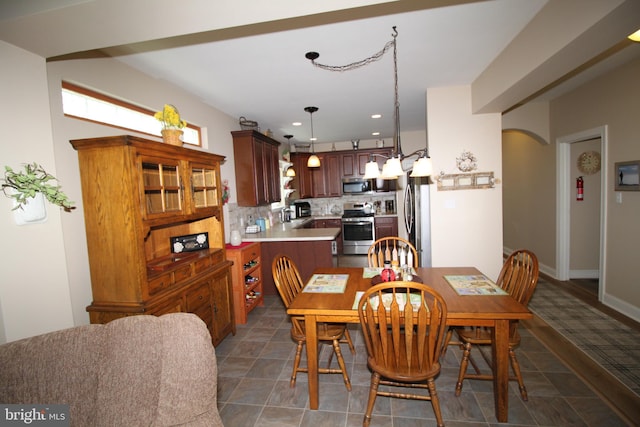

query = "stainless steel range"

[{"left": 341, "top": 203, "right": 375, "bottom": 255}]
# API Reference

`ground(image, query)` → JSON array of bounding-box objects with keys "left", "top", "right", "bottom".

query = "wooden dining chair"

[
  {"left": 357, "top": 281, "right": 449, "bottom": 427},
  {"left": 367, "top": 236, "right": 419, "bottom": 268},
  {"left": 454, "top": 249, "right": 539, "bottom": 401},
  {"left": 271, "top": 254, "right": 355, "bottom": 391}
]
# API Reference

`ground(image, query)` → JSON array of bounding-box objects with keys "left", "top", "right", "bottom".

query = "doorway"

[{"left": 556, "top": 126, "right": 608, "bottom": 301}]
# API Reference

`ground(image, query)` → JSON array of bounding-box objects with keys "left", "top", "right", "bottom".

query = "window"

[{"left": 61, "top": 82, "right": 201, "bottom": 146}]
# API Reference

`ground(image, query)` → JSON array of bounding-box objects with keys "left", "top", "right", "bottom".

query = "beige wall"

[
  {"left": 504, "top": 57, "right": 640, "bottom": 321},
  {"left": 551, "top": 58, "right": 640, "bottom": 318},
  {"left": 502, "top": 130, "right": 556, "bottom": 272},
  {"left": 428, "top": 86, "right": 504, "bottom": 281},
  {"left": 0, "top": 42, "right": 75, "bottom": 342}
]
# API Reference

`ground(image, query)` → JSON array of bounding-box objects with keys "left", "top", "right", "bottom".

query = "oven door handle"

[{"left": 343, "top": 221, "right": 373, "bottom": 226}]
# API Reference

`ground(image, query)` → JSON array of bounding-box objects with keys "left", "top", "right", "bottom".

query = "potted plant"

[
  {"left": 2, "top": 162, "right": 75, "bottom": 211},
  {"left": 155, "top": 104, "right": 187, "bottom": 146}
]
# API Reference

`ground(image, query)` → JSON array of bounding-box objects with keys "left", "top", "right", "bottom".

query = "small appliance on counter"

[
  {"left": 385, "top": 199, "right": 395, "bottom": 213},
  {"left": 294, "top": 201, "right": 312, "bottom": 218}
]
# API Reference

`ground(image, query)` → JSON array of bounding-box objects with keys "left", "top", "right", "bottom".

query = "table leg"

[
  {"left": 492, "top": 319, "right": 510, "bottom": 422},
  {"left": 305, "top": 315, "right": 319, "bottom": 409}
]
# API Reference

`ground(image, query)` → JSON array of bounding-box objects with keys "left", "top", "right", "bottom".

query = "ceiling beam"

[{"left": 471, "top": 0, "right": 640, "bottom": 114}]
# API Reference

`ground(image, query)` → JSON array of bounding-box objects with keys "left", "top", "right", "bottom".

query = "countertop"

[
  {"left": 239, "top": 213, "right": 398, "bottom": 243},
  {"left": 241, "top": 217, "right": 335, "bottom": 242}
]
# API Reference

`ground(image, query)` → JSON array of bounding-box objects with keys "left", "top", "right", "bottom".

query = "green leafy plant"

[{"left": 2, "top": 162, "right": 75, "bottom": 211}]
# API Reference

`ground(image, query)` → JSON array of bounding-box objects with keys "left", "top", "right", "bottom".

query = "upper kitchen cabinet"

[
  {"left": 290, "top": 152, "right": 314, "bottom": 199},
  {"left": 311, "top": 152, "right": 342, "bottom": 198},
  {"left": 231, "top": 130, "right": 281, "bottom": 206}
]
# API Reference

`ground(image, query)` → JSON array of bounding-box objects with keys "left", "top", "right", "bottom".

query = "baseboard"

[
  {"left": 569, "top": 269, "right": 599, "bottom": 279},
  {"left": 603, "top": 292, "right": 640, "bottom": 324}
]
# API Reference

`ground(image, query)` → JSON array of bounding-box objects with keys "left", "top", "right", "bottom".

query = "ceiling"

[
  {"left": 112, "top": 0, "right": 547, "bottom": 147},
  {"left": 1, "top": 0, "right": 639, "bottom": 147}
]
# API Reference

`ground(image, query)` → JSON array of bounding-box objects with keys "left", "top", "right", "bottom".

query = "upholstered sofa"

[{"left": 0, "top": 313, "right": 224, "bottom": 426}]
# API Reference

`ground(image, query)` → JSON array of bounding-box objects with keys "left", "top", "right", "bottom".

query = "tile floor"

[{"left": 214, "top": 256, "right": 630, "bottom": 427}]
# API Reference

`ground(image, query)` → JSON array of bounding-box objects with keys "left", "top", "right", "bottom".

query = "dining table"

[{"left": 286, "top": 266, "right": 533, "bottom": 423}]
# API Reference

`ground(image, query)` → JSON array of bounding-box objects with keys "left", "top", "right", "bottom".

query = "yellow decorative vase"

[{"left": 161, "top": 129, "right": 183, "bottom": 146}]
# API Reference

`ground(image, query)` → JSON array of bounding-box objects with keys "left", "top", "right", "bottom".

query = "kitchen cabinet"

[
  {"left": 259, "top": 240, "right": 335, "bottom": 295},
  {"left": 311, "top": 152, "right": 342, "bottom": 198},
  {"left": 313, "top": 218, "right": 343, "bottom": 254},
  {"left": 231, "top": 130, "right": 281, "bottom": 206},
  {"left": 226, "top": 242, "right": 263, "bottom": 324},
  {"left": 290, "top": 152, "right": 314, "bottom": 199},
  {"left": 71, "top": 135, "right": 234, "bottom": 346},
  {"left": 374, "top": 216, "right": 398, "bottom": 239},
  {"left": 291, "top": 147, "right": 396, "bottom": 199}
]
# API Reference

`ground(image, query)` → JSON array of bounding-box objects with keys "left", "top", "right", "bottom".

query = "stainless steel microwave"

[{"left": 342, "top": 178, "right": 372, "bottom": 194}]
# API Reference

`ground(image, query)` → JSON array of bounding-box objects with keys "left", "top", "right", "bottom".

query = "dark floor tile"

[
  {"left": 267, "top": 379, "right": 309, "bottom": 408},
  {"left": 219, "top": 403, "right": 262, "bottom": 427},
  {"left": 525, "top": 395, "right": 588, "bottom": 426},
  {"left": 301, "top": 409, "right": 348, "bottom": 427},
  {"left": 228, "top": 378, "right": 276, "bottom": 405},
  {"left": 565, "top": 396, "right": 630, "bottom": 427},
  {"left": 246, "top": 357, "right": 288, "bottom": 379},
  {"left": 255, "top": 406, "right": 304, "bottom": 427},
  {"left": 475, "top": 390, "right": 536, "bottom": 425},
  {"left": 545, "top": 371, "right": 597, "bottom": 397},
  {"left": 217, "top": 375, "right": 241, "bottom": 402},
  {"left": 218, "top": 356, "right": 256, "bottom": 377}
]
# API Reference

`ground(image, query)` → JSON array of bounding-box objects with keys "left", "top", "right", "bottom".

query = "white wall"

[
  {"left": 428, "top": 86, "right": 504, "bottom": 280},
  {"left": 0, "top": 41, "right": 74, "bottom": 342}
]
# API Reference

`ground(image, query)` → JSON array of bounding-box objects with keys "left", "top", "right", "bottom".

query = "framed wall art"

[{"left": 614, "top": 160, "right": 640, "bottom": 191}]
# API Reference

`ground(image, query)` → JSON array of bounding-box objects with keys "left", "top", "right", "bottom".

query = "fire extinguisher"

[{"left": 576, "top": 176, "right": 584, "bottom": 201}]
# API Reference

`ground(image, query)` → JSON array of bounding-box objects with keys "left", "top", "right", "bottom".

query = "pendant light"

[
  {"left": 306, "top": 27, "right": 434, "bottom": 179},
  {"left": 284, "top": 134, "right": 296, "bottom": 176},
  {"left": 305, "top": 106, "right": 320, "bottom": 168}
]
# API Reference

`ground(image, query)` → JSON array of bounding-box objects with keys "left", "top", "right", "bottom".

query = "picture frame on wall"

[{"left": 614, "top": 160, "right": 640, "bottom": 191}]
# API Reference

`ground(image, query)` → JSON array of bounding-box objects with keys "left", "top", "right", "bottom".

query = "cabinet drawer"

[
  {"left": 186, "top": 284, "right": 211, "bottom": 311},
  {"left": 148, "top": 273, "right": 173, "bottom": 295},
  {"left": 210, "top": 249, "right": 224, "bottom": 265},
  {"left": 194, "top": 256, "right": 212, "bottom": 274},
  {"left": 241, "top": 247, "right": 260, "bottom": 265},
  {"left": 148, "top": 300, "right": 183, "bottom": 316},
  {"left": 174, "top": 265, "right": 192, "bottom": 283}
]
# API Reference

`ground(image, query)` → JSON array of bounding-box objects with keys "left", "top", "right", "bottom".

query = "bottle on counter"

[
  {"left": 381, "top": 260, "right": 396, "bottom": 282},
  {"left": 399, "top": 246, "right": 406, "bottom": 268}
]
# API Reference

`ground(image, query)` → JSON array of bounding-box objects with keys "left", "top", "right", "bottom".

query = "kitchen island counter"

[
  {"left": 237, "top": 220, "right": 340, "bottom": 296},
  {"left": 241, "top": 222, "right": 339, "bottom": 242}
]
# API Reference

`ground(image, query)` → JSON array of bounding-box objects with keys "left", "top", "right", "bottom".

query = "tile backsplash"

[{"left": 225, "top": 193, "right": 397, "bottom": 242}]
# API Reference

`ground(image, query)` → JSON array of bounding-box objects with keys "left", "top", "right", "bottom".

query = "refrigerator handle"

[{"left": 404, "top": 183, "right": 413, "bottom": 235}]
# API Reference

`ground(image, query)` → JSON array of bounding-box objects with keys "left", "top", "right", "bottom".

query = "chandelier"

[{"left": 306, "top": 26, "right": 432, "bottom": 179}]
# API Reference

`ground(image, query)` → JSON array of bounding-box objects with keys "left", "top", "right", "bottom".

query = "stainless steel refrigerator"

[{"left": 403, "top": 172, "right": 432, "bottom": 267}]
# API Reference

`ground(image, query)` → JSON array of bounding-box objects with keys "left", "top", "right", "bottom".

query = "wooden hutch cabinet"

[
  {"left": 70, "top": 135, "right": 235, "bottom": 346},
  {"left": 225, "top": 242, "right": 263, "bottom": 324},
  {"left": 231, "top": 130, "right": 281, "bottom": 206}
]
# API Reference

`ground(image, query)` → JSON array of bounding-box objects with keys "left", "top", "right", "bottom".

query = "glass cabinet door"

[
  {"left": 191, "top": 165, "right": 219, "bottom": 209},
  {"left": 142, "top": 160, "right": 183, "bottom": 216}
]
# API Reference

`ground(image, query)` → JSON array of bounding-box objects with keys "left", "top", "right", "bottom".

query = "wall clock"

[{"left": 577, "top": 151, "right": 601, "bottom": 175}]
